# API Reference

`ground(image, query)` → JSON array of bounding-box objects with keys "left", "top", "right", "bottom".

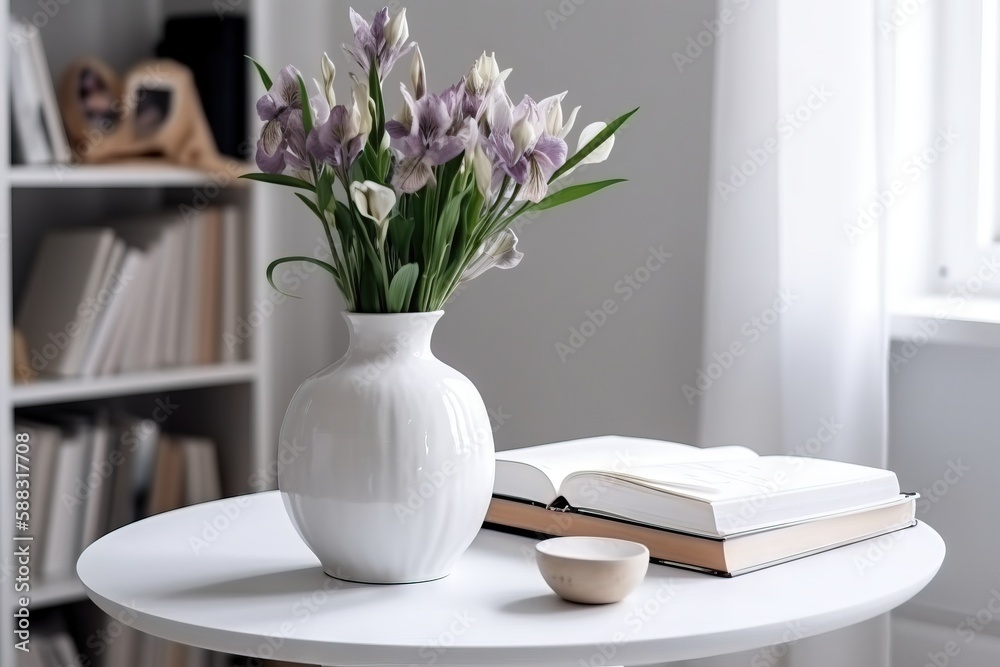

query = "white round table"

[{"left": 77, "top": 491, "right": 944, "bottom": 666}]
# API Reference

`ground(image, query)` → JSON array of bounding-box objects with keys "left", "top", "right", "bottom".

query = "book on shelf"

[
  {"left": 33, "top": 607, "right": 226, "bottom": 667},
  {"left": 31, "top": 615, "right": 84, "bottom": 667},
  {"left": 486, "top": 435, "right": 917, "bottom": 576},
  {"left": 7, "top": 17, "right": 71, "bottom": 164},
  {"left": 15, "top": 228, "right": 117, "bottom": 377},
  {"left": 14, "top": 411, "right": 223, "bottom": 585},
  {"left": 13, "top": 206, "right": 248, "bottom": 381}
]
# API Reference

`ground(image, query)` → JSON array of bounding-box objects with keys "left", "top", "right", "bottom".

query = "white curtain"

[{"left": 685, "top": 1, "right": 891, "bottom": 666}]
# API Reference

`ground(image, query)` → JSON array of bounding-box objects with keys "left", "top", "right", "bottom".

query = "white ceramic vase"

[{"left": 277, "top": 311, "right": 495, "bottom": 584}]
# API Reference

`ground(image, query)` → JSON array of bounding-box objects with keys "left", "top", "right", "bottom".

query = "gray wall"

[
  {"left": 266, "top": 0, "right": 717, "bottom": 451},
  {"left": 888, "top": 343, "right": 1000, "bottom": 664},
  {"left": 263, "top": 2, "right": 1000, "bottom": 664}
]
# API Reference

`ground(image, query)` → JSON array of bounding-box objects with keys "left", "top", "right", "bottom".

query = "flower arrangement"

[{"left": 244, "top": 6, "right": 636, "bottom": 313}]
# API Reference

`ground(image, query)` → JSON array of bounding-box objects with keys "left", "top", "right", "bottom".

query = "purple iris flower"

[
  {"left": 257, "top": 111, "right": 311, "bottom": 175},
  {"left": 255, "top": 66, "right": 330, "bottom": 175},
  {"left": 488, "top": 95, "right": 567, "bottom": 203},
  {"left": 343, "top": 7, "right": 414, "bottom": 78},
  {"left": 307, "top": 105, "right": 367, "bottom": 176},
  {"left": 255, "top": 66, "right": 303, "bottom": 171},
  {"left": 386, "top": 82, "right": 471, "bottom": 192}
]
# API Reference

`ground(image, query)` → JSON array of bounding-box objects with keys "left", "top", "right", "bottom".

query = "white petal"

[
  {"left": 386, "top": 8, "right": 409, "bottom": 49},
  {"left": 352, "top": 80, "right": 373, "bottom": 137},
  {"left": 472, "top": 145, "right": 493, "bottom": 199},
  {"left": 559, "top": 105, "right": 582, "bottom": 139},
  {"left": 577, "top": 121, "right": 615, "bottom": 165},
  {"left": 512, "top": 118, "right": 537, "bottom": 157},
  {"left": 460, "top": 229, "right": 523, "bottom": 282},
  {"left": 311, "top": 78, "right": 331, "bottom": 123},
  {"left": 321, "top": 52, "right": 336, "bottom": 87},
  {"left": 410, "top": 46, "right": 427, "bottom": 99},
  {"left": 519, "top": 160, "right": 549, "bottom": 203},
  {"left": 363, "top": 180, "right": 396, "bottom": 223},
  {"left": 350, "top": 182, "right": 373, "bottom": 221}
]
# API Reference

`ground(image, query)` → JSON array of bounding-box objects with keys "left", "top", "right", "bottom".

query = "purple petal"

[
  {"left": 417, "top": 97, "right": 451, "bottom": 142},
  {"left": 370, "top": 8, "right": 389, "bottom": 43},
  {"left": 308, "top": 106, "right": 348, "bottom": 167},
  {"left": 260, "top": 118, "right": 283, "bottom": 156},
  {"left": 386, "top": 119, "right": 409, "bottom": 140},
  {"left": 424, "top": 137, "right": 466, "bottom": 166},
  {"left": 255, "top": 137, "right": 287, "bottom": 174},
  {"left": 273, "top": 65, "right": 303, "bottom": 109},
  {"left": 305, "top": 128, "right": 326, "bottom": 165},
  {"left": 504, "top": 159, "right": 530, "bottom": 185},
  {"left": 256, "top": 94, "right": 280, "bottom": 121},
  {"left": 282, "top": 113, "right": 310, "bottom": 171},
  {"left": 393, "top": 156, "right": 436, "bottom": 193},
  {"left": 349, "top": 8, "right": 370, "bottom": 34},
  {"left": 344, "top": 135, "right": 366, "bottom": 168},
  {"left": 530, "top": 134, "right": 568, "bottom": 178}
]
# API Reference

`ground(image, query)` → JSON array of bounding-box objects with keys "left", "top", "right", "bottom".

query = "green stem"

[{"left": 483, "top": 176, "right": 510, "bottom": 222}]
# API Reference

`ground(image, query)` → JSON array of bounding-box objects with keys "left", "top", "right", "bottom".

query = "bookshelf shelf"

[
  {"left": 11, "top": 363, "right": 259, "bottom": 407},
  {"left": 0, "top": 3, "right": 300, "bottom": 665},
  {"left": 8, "top": 163, "right": 253, "bottom": 188},
  {"left": 22, "top": 576, "right": 87, "bottom": 610}
]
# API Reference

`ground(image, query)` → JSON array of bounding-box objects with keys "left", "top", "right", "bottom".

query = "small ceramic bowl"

[{"left": 535, "top": 536, "right": 649, "bottom": 604}]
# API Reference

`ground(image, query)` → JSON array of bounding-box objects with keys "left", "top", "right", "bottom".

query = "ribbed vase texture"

[{"left": 278, "top": 311, "right": 495, "bottom": 583}]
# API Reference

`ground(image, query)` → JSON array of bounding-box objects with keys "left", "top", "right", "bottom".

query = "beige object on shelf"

[
  {"left": 11, "top": 328, "right": 33, "bottom": 384},
  {"left": 58, "top": 57, "right": 246, "bottom": 174}
]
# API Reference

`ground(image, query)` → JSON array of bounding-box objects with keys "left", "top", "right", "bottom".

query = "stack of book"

[
  {"left": 14, "top": 207, "right": 246, "bottom": 380},
  {"left": 7, "top": 17, "right": 70, "bottom": 164},
  {"left": 15, "top": 412, "right": 222, "bottom": 583},
  {"left": 487, "top": 436, "right": 917, "bottom": 577}
]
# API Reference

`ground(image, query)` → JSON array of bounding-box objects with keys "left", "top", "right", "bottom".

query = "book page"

[
  {"left": 569, "top": 456, "right": 897, "bottom": 503},
  {"left": 494, "top": 435, "right": 757, "bottom": 504}
]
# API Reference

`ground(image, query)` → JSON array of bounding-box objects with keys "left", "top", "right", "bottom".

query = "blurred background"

[{"left": 1, "top": 1, "right": 997, "bottom": 666}]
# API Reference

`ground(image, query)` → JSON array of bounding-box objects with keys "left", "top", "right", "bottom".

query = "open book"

[{"left": 495, "top": 435, "right": 901, "bottom": 537}]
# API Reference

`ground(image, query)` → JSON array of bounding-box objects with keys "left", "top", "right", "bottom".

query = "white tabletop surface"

[{"left": 77, "top": 491, "right": 944, "bottom": 666}]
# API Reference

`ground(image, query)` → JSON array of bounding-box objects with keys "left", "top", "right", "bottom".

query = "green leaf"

[
  {"left": 421, "top": 181, "right": 437, "bottom": 263},
  {"left": 239, "top": 173, "right": 316, "bottom": 191},
  {"left": 297, "top": 75, "right": 314, "bottom": 137},
  {"left": 550, "top": 107, "right": 639, "bottom": 183},
  {"left": 368, "top": 61, "right": 385, "bottom": 148},
  {"left": 314, "top": 168, "right": 334, "bottom": 215},
  {"left": 526, "top": 179, "right": 628, "bottom": 212},
  {"left": 334, "top": 199, "right": 356, "bottom": 246},
  {"left": 294, "top": 192, "right": 324, "bottom": 221},
  {"left": 432, "top": 187, "right": 468, "bottom": 273},
  {"left": 359, "top": 264, "right": 382, "bottom": 312},
  {"left": 387, "top": 263, "right": 420, "bottom": 313},
  {"left": 411, "top": 191, "right": 426, "bottom": 266},
  {"left": 388, "top": 215, "right": 413, "bottom": 265},
  {"left": 266, "top": 256, "right": 339, "bottom": 298},
  {"left": 245, "top": 55, "right": 272, "bottom": 90}
]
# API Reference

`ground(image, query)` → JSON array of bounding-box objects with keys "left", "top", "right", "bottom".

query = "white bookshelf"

[
  {"left": 10, "top": 362, "right": 260, "bottom": 408},
  {"left": 0, "top": 1, "right": 285, "bottom": 666},
  {"left": 8, "top": 163, "right": 255, "bottom": 188}
]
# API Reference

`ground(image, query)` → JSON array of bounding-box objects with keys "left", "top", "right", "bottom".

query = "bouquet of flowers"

[{"left": 245, "top": 5, "right": 636, "bottom": 313}]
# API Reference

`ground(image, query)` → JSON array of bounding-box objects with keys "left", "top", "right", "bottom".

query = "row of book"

[
  {"left": 8, "top": 17, "right": 71, "bottom": 165},
  {"left": 14, "top": 207, "right": 247, "bottom": 381},
  {"left": 25, "top": 610, "right": 265, "bottom": 667},
  {"left": 15, "top": 411, "right": 222, "bottom": 583}
]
